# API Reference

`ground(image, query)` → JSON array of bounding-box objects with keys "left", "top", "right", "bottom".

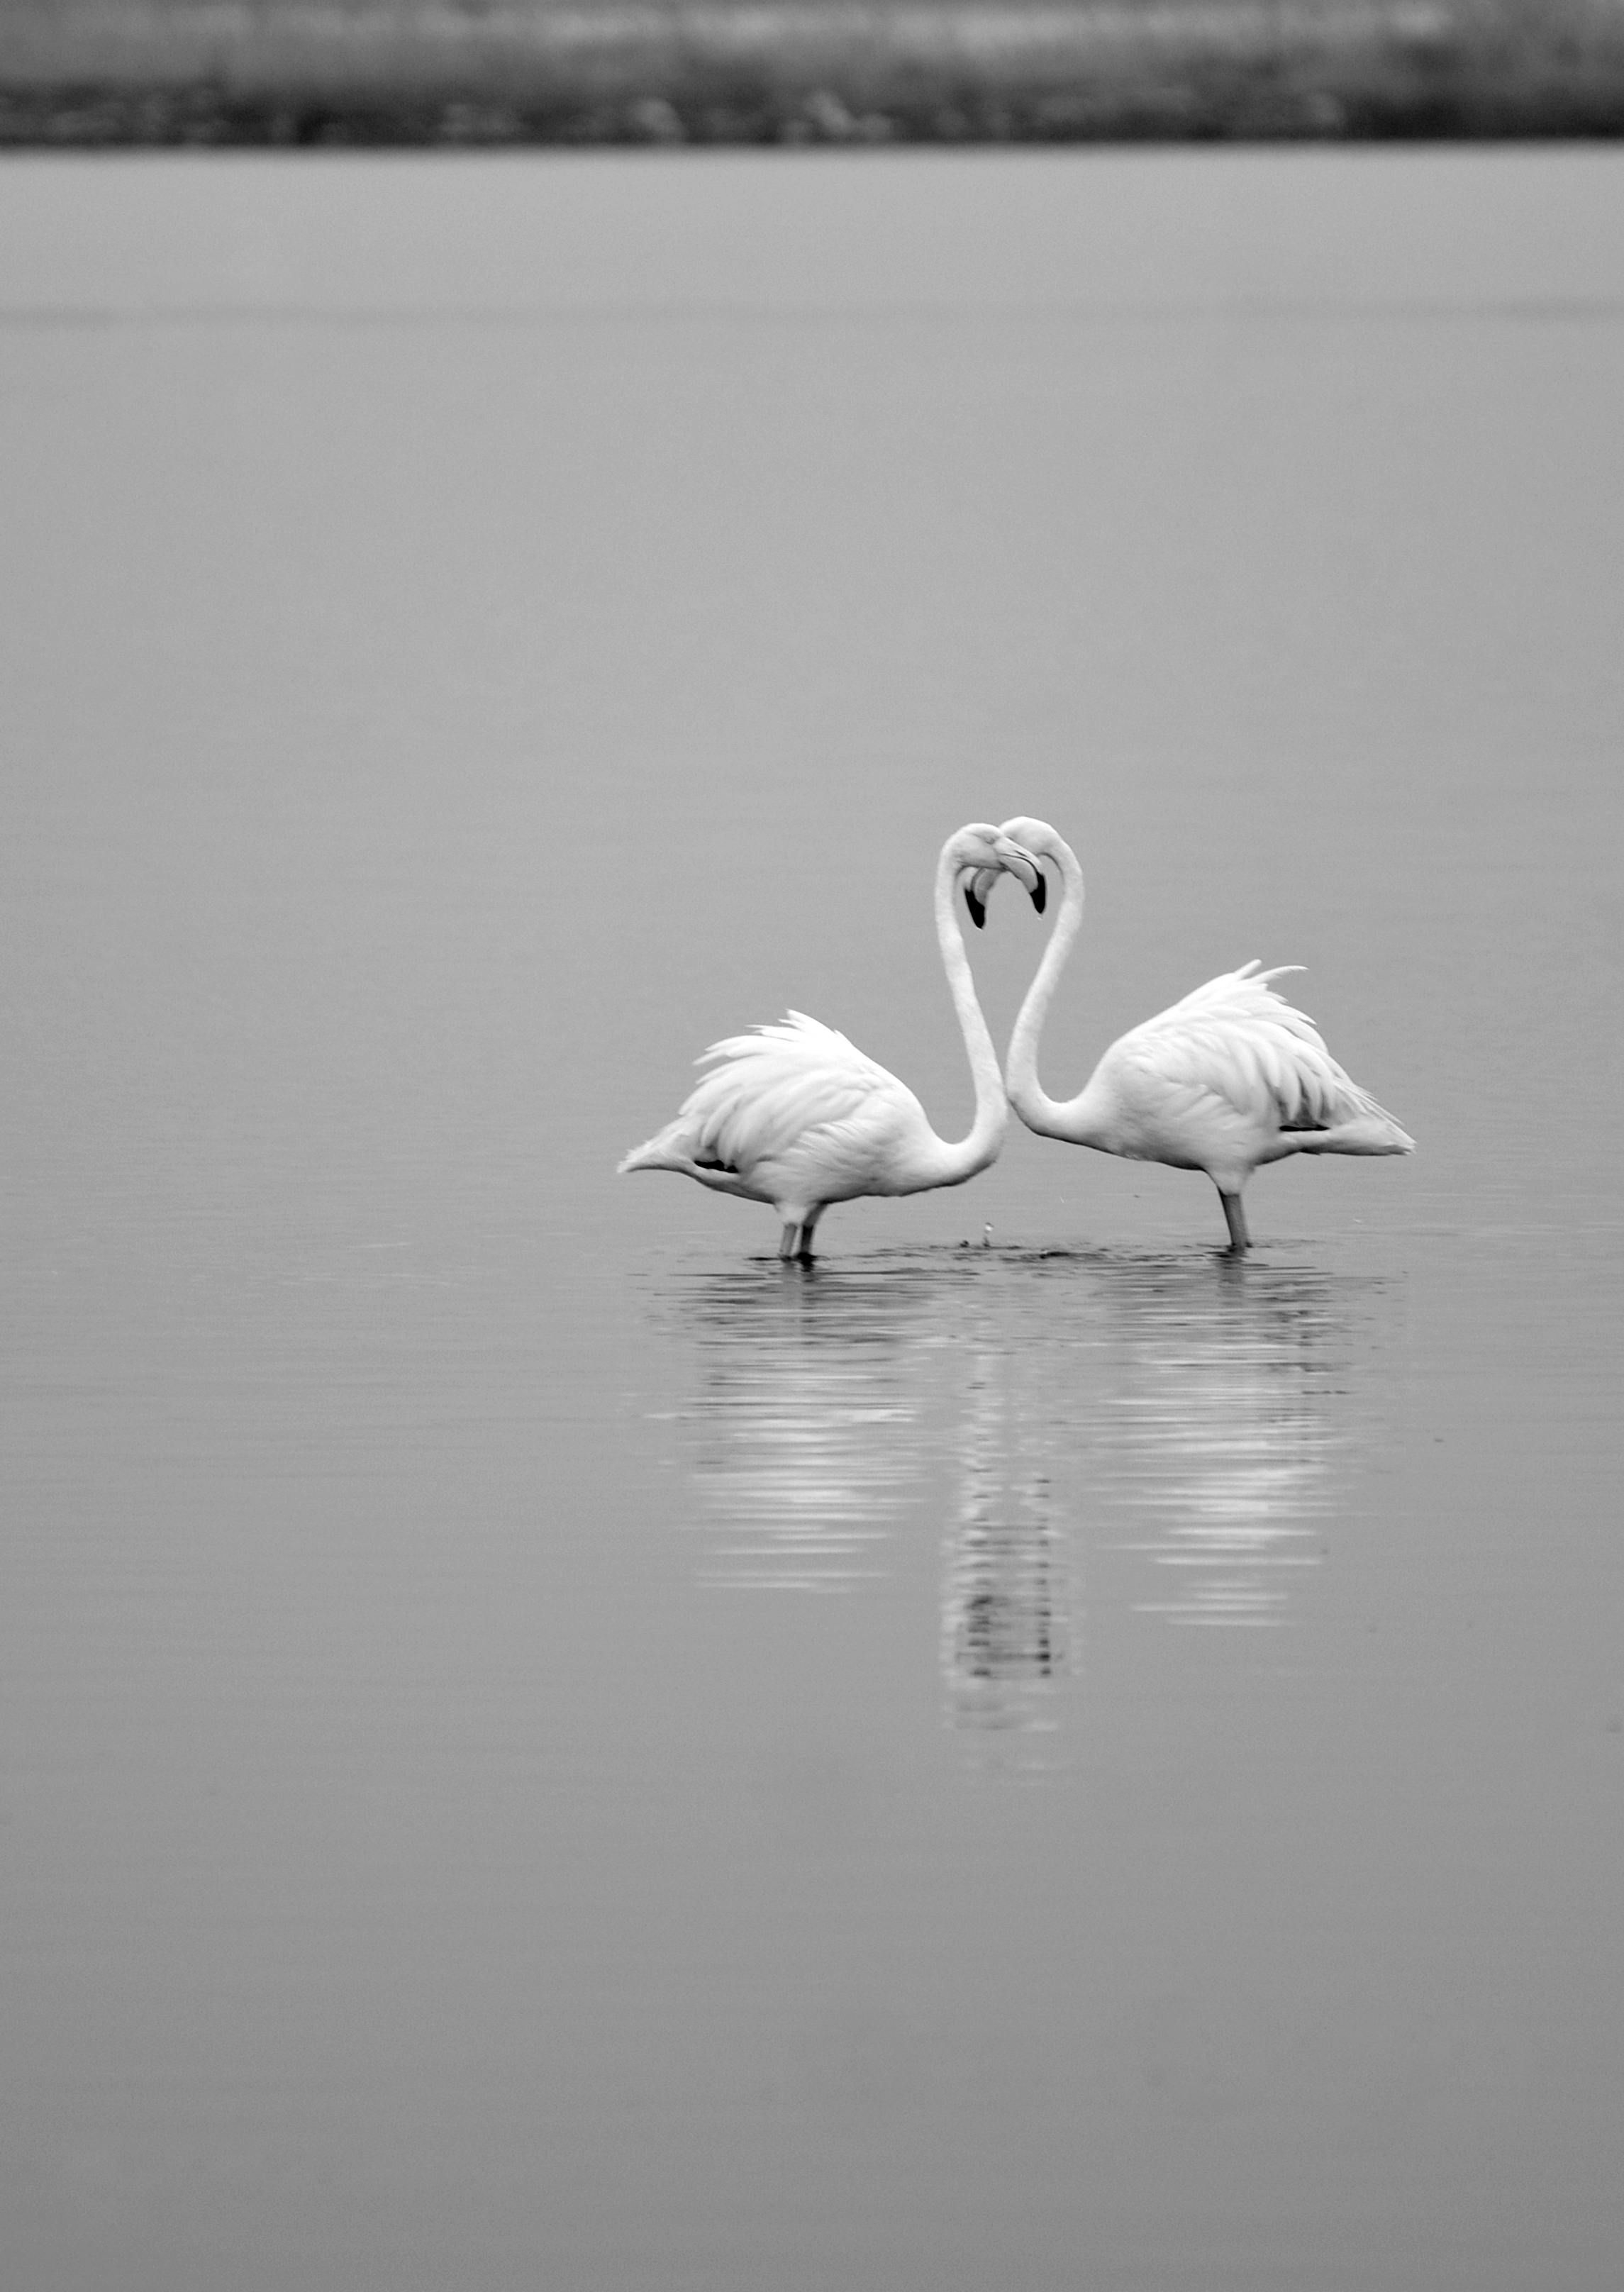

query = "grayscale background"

[{"left": 3, "top": 147, "right": 1622, "bottom": 2291}]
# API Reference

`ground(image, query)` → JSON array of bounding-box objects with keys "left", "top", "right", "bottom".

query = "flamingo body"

[
  {"left": 619, "top": 827, "right": 1043, "bottom": 1259},
  {"left": 619, "top": 1011, "right": 965, "bottom": 1229},
  {"left": 993, "top": 820, "right": 1413, "bottom": 1249},
  {"left": 1068, "top": 962, "right": 1411, "bottom": 1194}
]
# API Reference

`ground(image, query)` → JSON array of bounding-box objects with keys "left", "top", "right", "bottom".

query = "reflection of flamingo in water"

[
  {"left": 1084, "top": 1257, "right": 1364, "bottom": 1626},
  {"left": 667, "top": 1264, "right": 937, "bottom": 1593},
  {"left": 619, "top": 824, "right": 1045, "bottom": 1262},
  {"left": 975, "top": 817, "right": 1414, "bottom": 1252},
  {"left": 943, "top": 1335, "right": 1071, "bottom": 1758}
]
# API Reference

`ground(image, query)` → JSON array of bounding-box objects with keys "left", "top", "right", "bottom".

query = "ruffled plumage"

[
  {"left": 621, "top": 1011, "right": 928, "bottom": 1197},
  {"left": 1114, "top": 962, "right": 1406, "bottom": 1137}
]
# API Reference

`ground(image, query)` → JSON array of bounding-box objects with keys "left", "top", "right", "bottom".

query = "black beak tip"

[
  {"left": 1030, "top": 874, "right": 1047, "bottom": 916},
  {"left": 964, "top": 886, "right": 986, "bottom": 931}
]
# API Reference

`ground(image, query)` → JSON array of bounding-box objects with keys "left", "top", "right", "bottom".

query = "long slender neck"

[
  {"left": 927, "top": 840, "right": 1008, "bottom": 1185},
  {"left": 1006, "top": 832, "right": 1087, "bottom": 1138}
]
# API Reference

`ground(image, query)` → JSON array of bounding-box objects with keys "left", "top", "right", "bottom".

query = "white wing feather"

[
  {"left": 1117, "top": 962, "right": 1401, "bottom": 1132},
  {"left": 621, "top": 1011, "right": 928, "bottom": 1198},
  {"left": 679, "top": 1011, "right": 914, "bottom": 1170}
]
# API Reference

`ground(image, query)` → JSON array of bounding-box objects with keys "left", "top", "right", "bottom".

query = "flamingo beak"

[
  {"left": 964, "top": 872, "right": 993, "bottom": 930},
  {"left": 992, "top": 837, "right": 1047, "bottom": 915}
]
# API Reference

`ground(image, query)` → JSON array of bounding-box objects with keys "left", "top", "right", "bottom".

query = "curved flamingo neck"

[
  {"left": 927, "top": 835, "right": 1008, "bottom": 1185},
  {"left": 1006, "top": 827, "right": 1087, "bottom": 1138}
]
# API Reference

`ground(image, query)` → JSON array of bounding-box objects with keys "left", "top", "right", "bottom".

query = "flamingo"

[
  {"left": 618, "top": 823, "right": 1045, "bottom": 1262},
  {"left": 977, "top": 816, "right": 1414, "bottom": 1252}
]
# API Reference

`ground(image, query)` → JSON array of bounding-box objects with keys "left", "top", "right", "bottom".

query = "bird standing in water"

[
  {"left": 977, "top": 816, "right": 1414, "bottom": 1251},
  {"left": 618, "top": 823, "right": 1046, "bottom": 1261}
]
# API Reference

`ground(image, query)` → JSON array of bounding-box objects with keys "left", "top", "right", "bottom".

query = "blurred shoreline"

[{"left": 4, "top": 0, "right": 1624, "bottom": 145}]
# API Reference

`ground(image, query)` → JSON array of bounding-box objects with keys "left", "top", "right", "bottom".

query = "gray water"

[{"left": 3, "top": 150, "right": 1622, "bottom": 2291}]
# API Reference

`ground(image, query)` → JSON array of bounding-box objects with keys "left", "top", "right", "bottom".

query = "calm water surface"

[{"left": 3, "top": 150, "right": 1622, "bottom": 2291}]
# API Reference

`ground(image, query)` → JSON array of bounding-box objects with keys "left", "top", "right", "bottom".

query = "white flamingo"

[
  {"left": 618, "top": 824, "right": 1046, "bottom": 1262},
  {"left": 978, "top": 816, "right": 1414, "bottom": 1252}
]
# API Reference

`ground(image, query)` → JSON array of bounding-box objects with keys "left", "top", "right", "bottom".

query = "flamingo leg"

[
  {"left": 777, "top": 1222, "right": 802, "bottom": 1261},
  {"left": 1218, "top": 1191, "right": 1250, "bottom": 1254}
]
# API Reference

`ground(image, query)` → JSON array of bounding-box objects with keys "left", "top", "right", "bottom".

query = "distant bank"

[{"left": 4, "top": 1, "right": 1623, "bottom": 145}]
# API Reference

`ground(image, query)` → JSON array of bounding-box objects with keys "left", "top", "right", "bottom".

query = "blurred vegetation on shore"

[{"left": 4, "top": 0, "right": 1624, "bottom": 145}]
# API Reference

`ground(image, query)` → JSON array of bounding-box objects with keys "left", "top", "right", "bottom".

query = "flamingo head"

[{"left": 957, "top": 826, "right": 1046, "bottom": 930}]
